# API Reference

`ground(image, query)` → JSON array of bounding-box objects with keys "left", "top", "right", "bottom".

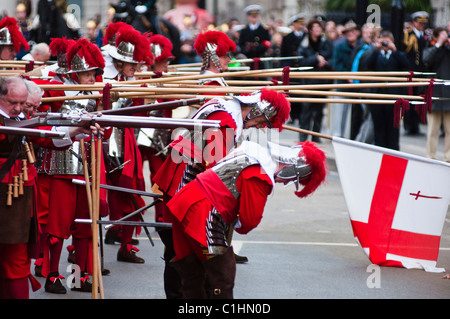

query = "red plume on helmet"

[
  {"left": 194, "top": 30, "right": 236, "bottom": 57},
  {"left": 49, "top": 37, "right": 75, "bottom": 56},
  {"left": 67, "top": 38, "right": 105, "bottom": 74},
  {"left": 114, "top": 28, "right": 154, "bottom": 65},
  {"left": 295, "top": 141, "right": 327, "bottom": 198},
  {"left": 103, "top": 21, "right": 133, "bottom": 46},
  {"left": 0, "top": 16, "right": 29, "bottom": 52},
  {"left": 149, "top": 34, "right": 175, "bottom": 62},
  {"left": 49, "top": 37, "right": 76, "bottom": 74},
  {"left": 260, "top": 88, "right": 290, "bottom": 130}
]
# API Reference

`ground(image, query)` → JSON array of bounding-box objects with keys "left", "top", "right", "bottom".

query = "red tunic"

[
  {"left": 167, "top": 165, "right": 272, "bottom": 260},
  {"left": 153, "top": 110, "right": 237, "bottom": 197},
  {"left": 0, "top": 121, "right": 69, "bottom": 283},
  {"left": 106, "top": 93, "right": 146, "bottom": 220}
]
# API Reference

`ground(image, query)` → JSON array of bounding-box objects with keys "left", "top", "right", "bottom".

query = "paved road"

[{"left": 29, "top": 122, "right": 450, "bottom": 300}]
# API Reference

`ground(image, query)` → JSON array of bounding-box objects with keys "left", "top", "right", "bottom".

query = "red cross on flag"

[{"left": 332, "top": 137, "right": 450, "bottom": 272}]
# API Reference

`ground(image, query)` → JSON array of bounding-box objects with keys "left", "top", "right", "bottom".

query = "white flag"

[{"left": 332, "top": 137, "right": 450, "bottom": 272}]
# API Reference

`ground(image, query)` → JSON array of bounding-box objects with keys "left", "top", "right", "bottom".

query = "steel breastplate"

[
  {"left": 35, "top": 94, "right": 95, "bottom": 175},
  {"left": 211, "top": 153, "right": 259, "bottom": 199},
  {"left": 35, "top": 141, "right": 88, "bottom": 175},
  {"left": 136, "top": 110, "right": 172, "bottom": 156},
  {"left": 107, "top": 97, "right": 133, "bottom": 160}
]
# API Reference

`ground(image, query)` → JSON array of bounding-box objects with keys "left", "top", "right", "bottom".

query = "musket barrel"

[
  {"left": 99, "top": 97, "right": 205, "bottom": 115},
  {"left": 9, "top": 113, "right": 221, "bottom": 130},
  {"left": 0, "top": 126, "right": 66, "bottom": 138}
]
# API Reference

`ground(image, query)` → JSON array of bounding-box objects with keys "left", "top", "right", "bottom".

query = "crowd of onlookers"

[{"left": 4, "top": 1, "right": 450, "bottom": 162}]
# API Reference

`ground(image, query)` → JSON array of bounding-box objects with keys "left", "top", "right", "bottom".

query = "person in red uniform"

[
  {"left": 194, "top": 30, "right": 236, "bottom": 87},
  {"left": 152, "top": 87, "right": 290, "bottom": 298},
  {"left": 0, "top": 75, "right": 103, "bottom": 299},
  {"left": 39, "top": 38, "right": 109, "bottom": 294},
  {"left": 31, "top": 37, "right": 75, "bottom": 277},
  {"left": 167, "top": 139, "right": 327, "bottom": 298},
  {"left": 194, "top": 29, "right": 256, "bottom": 264},
  {"left": 135, "top": 33, "right": 183, "bottom": 297},
  {"left": 0, "top": 16, "right": 29, "bottom": 61},
  {"left": 137, "top": 33, "right": 175, "bottom": 222},
  {"left": 103, "top": 27, "right": 154, "bottom": 263}
]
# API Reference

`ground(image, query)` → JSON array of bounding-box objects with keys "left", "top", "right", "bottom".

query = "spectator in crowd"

[
  {"left": 280, "top": 13, "right": 306, "bottom": 126},
  {"left": 21, "top": 42, "right": 51, "bottom": 62},
  {"left": 237, "top": 5, "right": 271, "bottom": 69},
  {"left": 84, "top": 18, "right": 102, "bottom": 47},
  {"left": 163, "top": 0, "right": 214, "bottom": 64},
  {"left": 297, "top": 18, "right": 333, "bottom": 142},
  {"left": 15, "top": 2, "right": 32, "bottom": 59},
  {"left": 280, "top": 13, "right": 306, "bottom": 68},
  {"left": 403, "top": 11, "right": 430, "bottom": 136},
  {"left": 364, "top": 30, "right": 410, "bottom": 150},
  {"left": 423, "top": 26, "right": 450, "bottom": 162},
  {"left": 349, "top": 23, "right": 378, "bottom": 141},
  {"left": 325, "top": 20, "right": 339, "bottom": 42},
  {"left": 224, "top": 18, "right": 241, "bottom": 44},
  {"left": 30, "top": 0, "right": 81, "bottom": 44},
  {"left": 331, "top": 19, "right": 362, "bottom": 138}
]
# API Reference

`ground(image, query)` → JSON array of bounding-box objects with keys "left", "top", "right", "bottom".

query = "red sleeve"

[
  {"left": 234, "top": 165, "right": 273, "bottom": 235},
  {"left": 203, "top": 111, "right": 237, "bottom": 166}
]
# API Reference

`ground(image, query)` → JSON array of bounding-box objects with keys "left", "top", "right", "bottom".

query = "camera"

[{"left": 381, "top": 41, "right": 388, "bottom": 47}]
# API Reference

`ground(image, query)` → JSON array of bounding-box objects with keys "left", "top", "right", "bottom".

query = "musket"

[
  {"left": 99, "top": 97, "right": 205, "bottom": 115},
  {"left": 3, "top": 113, "right": 221, "bottom": 130},
  {"left": 0, "top": 126, "right": 66, "bottom": 138},
  {"left": 75, "top": 218, "right": 172, "bottom": 229},
  {"left": 75, "top": 198, "right": 163, "bottom": 230}
]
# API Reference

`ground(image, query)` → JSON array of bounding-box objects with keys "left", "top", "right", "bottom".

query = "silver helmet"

[
  {"left": 109, "top": 41, "right": 138, "bottom": 64},
  {"left": 268, "top": 141, "right": 311, "bottom": 188},
  {"left": 233, "top": 91, "right": 277, "bottom": 127},
  {"left": 0, "top": 27, "right": 12, "bottom": 46},
  {"left": 54, "top": 53, "right": 69, "bottom": 75},
  {"left": 268, "top": 141, "right": 327, "bottom": 198}
]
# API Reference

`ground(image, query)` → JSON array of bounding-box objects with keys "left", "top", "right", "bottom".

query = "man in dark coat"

[
  {"left": 423, "top": 26, "right": 450, "bottom": 162},
  {"left": 402, "top": 11, "right": 430, "bottom": 135},
  {"left": 365, "top": 30, "right": 411, "bottom": 150},
  {"left": 237, "top": 5, "right": 271, "bottom": 69},
  {"left": 280, "top": 13, "right": 306, "bottom": 126}
]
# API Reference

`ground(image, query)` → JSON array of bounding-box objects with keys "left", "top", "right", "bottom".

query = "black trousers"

[{"left": 369, "top": 104, "right": 399, "bottom": 150}]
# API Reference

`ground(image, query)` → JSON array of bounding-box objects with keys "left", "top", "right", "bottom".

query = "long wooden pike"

[{"left": 283, "top": 124, "right": 333, "bottom": 141}]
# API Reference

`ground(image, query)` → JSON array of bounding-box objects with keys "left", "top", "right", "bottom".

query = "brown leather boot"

[
  {"left": 203, "top": 246, "right": 236, "bottom": 299},
  {"left": 170, "top": 254, "right": 207, "bottom": 299},
  {"left": 117, "top": 244, "right": 145, "bottom": 263}
]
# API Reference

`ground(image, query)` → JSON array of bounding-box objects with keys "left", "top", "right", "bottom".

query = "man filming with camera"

[{"left": 362, "top": 30, "right": 411, "bottom": 151}]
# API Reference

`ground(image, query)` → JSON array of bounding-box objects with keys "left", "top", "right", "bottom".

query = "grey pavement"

[{"left": 29, "top": 119, "right": 450, "bottom": 300}]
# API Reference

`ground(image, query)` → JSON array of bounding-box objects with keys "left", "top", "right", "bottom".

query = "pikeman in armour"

[
  {"left": 36, "top": 38, "right": 109, "bottom": 294},
  {"left": 194, "top": 30, "right": 236, "bottom": 87},
  {"left": 137, "top": 33, "right": 175, "bottom": 223},
  {"left": 167, "top": 139, "right": 327, "bottom": 298},
  {"left": 31, "top": 36, "right": 77, "bottom": 278},
  {"left": 0, "top": 76, "right": 105, "bottom": 299},
  {"left": 152, "top": 88, "right": 291, "bottom": 298},
  {"left": 103, "top": 27, "right": 154, "bottom": 263},
  {"left": 0, "top": 16, "right": 30, "bottom": 61}
]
